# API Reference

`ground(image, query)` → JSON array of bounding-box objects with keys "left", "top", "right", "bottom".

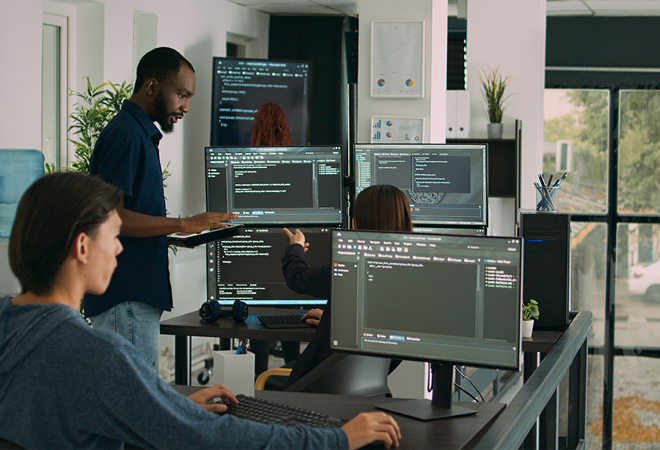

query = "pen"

[
  {"left": 236, "top": 340, "right": 243, "bottom": 355},
  {"left": 538, "top": 174, "right": 546, "bottom": 188},
  {"left": 241, "top": 339, "right": 249, "bottom": 354},
  {"left": 553, "top": 172, "right": 568, "bottom": 188},
  {"left": 547, "top": 174, "right": 553, "bottom": 187}
]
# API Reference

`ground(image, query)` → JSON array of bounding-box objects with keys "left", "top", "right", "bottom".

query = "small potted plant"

[
  {"left": 522, "top": 299, "right": 539, "bottom": 338},
  {"left": 478, "top": 65, "right": 512, "bottom": 139}
]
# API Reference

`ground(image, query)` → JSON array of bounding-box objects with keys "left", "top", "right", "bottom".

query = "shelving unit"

[{"left": 447, "top": 120, "right": 522, "bottom": 220}]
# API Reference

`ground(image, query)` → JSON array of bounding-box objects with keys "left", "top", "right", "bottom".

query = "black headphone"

[{"left": 199, "top": 300, "right": 249, "bottom": 323}]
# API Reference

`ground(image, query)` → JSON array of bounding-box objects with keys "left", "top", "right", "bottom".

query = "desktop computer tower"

[{"left": 517, "top": 210, "right": 571, "bottom": 331}]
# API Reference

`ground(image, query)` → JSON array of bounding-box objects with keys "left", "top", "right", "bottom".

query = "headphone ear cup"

[
  {"left": 232, "top": 300, "right": 249, "bottom": 323},
  {"left": 199, "top": 301, "right": 219, "bottom": 323},
  {"left": 199, "top": 300, "right": 248, "bottom": 323}
]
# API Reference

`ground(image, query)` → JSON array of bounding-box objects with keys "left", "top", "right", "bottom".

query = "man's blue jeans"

[{"left": 89, "top": 301, "right": 162, "bottom": 369}]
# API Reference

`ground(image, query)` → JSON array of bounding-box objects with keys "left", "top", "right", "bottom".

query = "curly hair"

[{"left": 249, "top": 102, "right": 294, "bottom": 146}]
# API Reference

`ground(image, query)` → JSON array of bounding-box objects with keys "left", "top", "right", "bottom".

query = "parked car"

[{"left": 628, "top": 260, "right": 660, "bottom": 302}]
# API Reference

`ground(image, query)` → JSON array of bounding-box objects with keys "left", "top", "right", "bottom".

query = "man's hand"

[
  {"left": 187, "top": 384, "right": 238, "bottom": 414},
  {"left": 301, "top": 308, "right": 323, "bottom": 326},
  {"left": 180, "top": 212, "right": 238, "bottom": 234},
  {"left": 341, "top": 412, "right": 401, "bottom": 450},
  {"left": 283, "top": 228, "right": 309, "bottom": 252}
]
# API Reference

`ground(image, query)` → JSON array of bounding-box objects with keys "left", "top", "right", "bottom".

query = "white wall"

[
  {"left": 0, "top": 0, "right": 269, "bottom": 358},
  {"left": 466, "top": 0, "right": 547, "bottom": 210},
  {"left": 357, "top": 0, "right": 448, "bottom": 144},
  {"left": 0, "top": 0, "right": 42, "bottom": 150}
]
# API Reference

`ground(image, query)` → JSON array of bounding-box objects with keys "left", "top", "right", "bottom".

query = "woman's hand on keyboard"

[
  {"left": 301, "top": 308, "right": 323, "bottom": 326},
  {"left": 188, "top": 383, "right": 239, "bottom": 413},
  {"left": 341, "top": 412, "right": 401, "bottom": 449}
]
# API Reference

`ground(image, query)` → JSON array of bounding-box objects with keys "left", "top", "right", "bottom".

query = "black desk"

[
  {"left": 161, "top": 309, "right": 317, "bottom": 385},
  {"left": 174, "top": 386, "right": 506, "bottom": 449}
]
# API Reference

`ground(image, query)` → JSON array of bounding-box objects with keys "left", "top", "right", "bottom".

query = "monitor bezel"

[
  {"left": 329, "top": 228, "right": 523, "bottom": 373},
  {"left": 352, "top": 143, "right": 489, "bottom": 228},
  {"left": 210, "top": 56, "right": 313, "bottom": 147},
  {"left": 204, "top": 145, "right": 345, "bottom": 227},
  {"left": 206, "top": 225, "right": 339, "bottom": 307}
]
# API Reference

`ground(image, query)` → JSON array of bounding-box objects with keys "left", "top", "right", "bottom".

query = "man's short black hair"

[{"left": 134, "top": 47, "right": 195, "bottom": 93}]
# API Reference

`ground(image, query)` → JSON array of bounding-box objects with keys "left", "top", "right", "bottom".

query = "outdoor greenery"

[
  {"left": 544, "top": 89, "right": 660, "bottom": 213},
  {"left": 523, "top": 299, "right": 540, "bottom": 321},
  {"left": 478, "top": 65, "right": 512, "bottom": 124}
]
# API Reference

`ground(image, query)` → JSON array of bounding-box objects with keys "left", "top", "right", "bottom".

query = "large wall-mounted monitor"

[
  {"left": 330, "top": 229, "right": 522, "bottom": 420},
  {"left": 207, "top": 226, "right": 331, "bottom": 306},
  {"left": 211, "top": 57, "right": 311, "bottom": 146},
  {"left": 354, "top": 143, "right": 488, "bottom": 228},
  {"left": 205, "top": 146, "right": 344, "bottom": 226}
]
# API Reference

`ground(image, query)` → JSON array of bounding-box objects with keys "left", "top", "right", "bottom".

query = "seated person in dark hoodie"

[
  {"left": 281, "top": 185, "right": 413, "bottom": 388},
  {"left": 0, "top": 172, "right": 401, "bottom": 450}
]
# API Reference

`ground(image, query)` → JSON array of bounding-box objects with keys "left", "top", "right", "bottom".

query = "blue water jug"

[{"left": 0, "top": 150, "right": 45, "bottom": 237}]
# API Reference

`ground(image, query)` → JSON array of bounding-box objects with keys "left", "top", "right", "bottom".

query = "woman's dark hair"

[
  {"left": 9, "top": 172, "right": 123, "bottom": 296},
  {"left": 134, "top": 47, "right": 195, "bottom": 93},
  {"left": 249, "top": 102, "right": 294, "bottom": 146},
  {"left": 353, "top": 185, "right": 413, "bottom": 232}
]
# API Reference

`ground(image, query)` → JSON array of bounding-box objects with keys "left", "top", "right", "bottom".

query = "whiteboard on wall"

[{"left": 371, "top": 20, "right": 425, "bottom": 98}]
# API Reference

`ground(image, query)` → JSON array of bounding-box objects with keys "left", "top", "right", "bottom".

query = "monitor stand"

[{"left": 375, "top": 363, "right": 478, "bottom": 421}]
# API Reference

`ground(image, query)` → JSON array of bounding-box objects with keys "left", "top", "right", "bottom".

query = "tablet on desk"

[{"left": 168, "top": 224, "right": 243, "bottom": 248}]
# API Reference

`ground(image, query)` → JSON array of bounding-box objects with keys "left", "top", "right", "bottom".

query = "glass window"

[
  {"left": 543, "top": 89, "right": 609, "bottom": 213},
  {"left": 41, "top": 14, "right": 68, "bottom": 171},
  {"left": 618, "top": 90, "right": 660, "bottom": 214},
  {"left": 616, "top": 224, "right": 660, "bottom": 348}
]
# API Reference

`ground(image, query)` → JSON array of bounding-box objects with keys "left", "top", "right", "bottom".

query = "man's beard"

[{"left": 154, "top": 92, "right": 176, "bottom": 134}]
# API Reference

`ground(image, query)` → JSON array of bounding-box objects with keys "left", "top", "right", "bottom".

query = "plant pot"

[
  {"left": 522, "top": 319, "right": 534, "bottom": 338},
  {"left": 487, "top": 122, "right": 503, "bottom": 139}
]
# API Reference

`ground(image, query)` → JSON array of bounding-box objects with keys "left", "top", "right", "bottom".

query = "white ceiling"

[{"left": 226, "top": 0, "right": 660, "bottom": 17}]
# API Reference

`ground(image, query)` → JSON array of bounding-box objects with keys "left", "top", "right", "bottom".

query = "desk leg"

[{"left": 175, "top": 335, "right": 191, "bottom": 385}]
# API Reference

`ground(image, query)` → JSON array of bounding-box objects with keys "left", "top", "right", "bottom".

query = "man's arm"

[{"left": 118, "top": 207, "right": 238, "bottom": 237}]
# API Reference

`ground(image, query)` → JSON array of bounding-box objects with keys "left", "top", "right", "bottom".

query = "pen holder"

[
  {"left": 210, "top": 350, "right": 255, "bottom": 396},
  {"left": 535, "top": 186, "right": 559, "bottom": 212}
]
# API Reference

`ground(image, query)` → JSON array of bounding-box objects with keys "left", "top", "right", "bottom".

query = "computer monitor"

[
  {"left": 330, "top": 229, "right": 522, "bottom": 420},
  {"left": 211, "top": 57, "right": 311, "bottom": 146},
  {"left": 354, "top": 143, "right": 488, "bottom": 228},
  {"left": 205, "top": 146, "right": 344, "bottom": 226},
  {"left": 207, "top": 226, "right": 331, "bottom": 306}
]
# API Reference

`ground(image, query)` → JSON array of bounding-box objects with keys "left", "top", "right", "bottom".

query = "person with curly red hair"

[{"left": 249, "top": 102, "right": 294, "bottom": 146}]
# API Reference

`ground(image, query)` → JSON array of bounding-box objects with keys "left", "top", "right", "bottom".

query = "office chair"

[{"left": 256, "top": 353, "right": 391, "bottom": 397}]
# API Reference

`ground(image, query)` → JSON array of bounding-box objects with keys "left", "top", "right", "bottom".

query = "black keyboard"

[
  {"left": 226, "top": 394, "right": 346, "bottom": 428},
  {"left": 258, "top": 314, "right": 313, "bottom": 328}
]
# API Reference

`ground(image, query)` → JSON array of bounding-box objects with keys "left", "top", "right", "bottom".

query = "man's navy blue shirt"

[{"left": 85, "top": 100, "right": 172, "bottom": 316}]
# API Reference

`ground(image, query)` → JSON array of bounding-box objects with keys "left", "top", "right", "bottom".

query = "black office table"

[
  {"left": 174, "top": 386, "right": 506, "bottom": 450},
  {"left": 161, "top": 308, "right": 317, "bottom": 385}
]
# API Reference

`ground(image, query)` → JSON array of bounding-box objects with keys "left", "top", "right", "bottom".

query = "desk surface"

[
  {"left": 174, "top": 386, "right": 505, "bottom": 450},
  {"left": 160, "top": 308, "right": 317, "bottom": 342}
]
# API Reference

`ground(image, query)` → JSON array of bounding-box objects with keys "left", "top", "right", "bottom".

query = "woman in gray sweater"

[{"left": 0, "top": 172, "right": 400, "bottom": 450}]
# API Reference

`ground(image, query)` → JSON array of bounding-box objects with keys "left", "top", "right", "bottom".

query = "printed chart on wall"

[
  {"left": 371, "top": 116, "right": 425, "bottom": 143},
  {"left": 371, "top": 20, "right": 425, "bottom": 98}
]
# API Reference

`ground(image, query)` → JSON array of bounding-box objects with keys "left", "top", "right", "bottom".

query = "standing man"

[{"left": 86, "top": 47, "right": 237, "bottom": 367}]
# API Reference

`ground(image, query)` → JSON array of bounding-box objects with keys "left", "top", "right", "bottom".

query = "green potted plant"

[
  {"left": 478, "top": 65, "right": 512, "bottom": 139},
  {"left": 522, "top": 299, "right": 539, "bottom": 338}
]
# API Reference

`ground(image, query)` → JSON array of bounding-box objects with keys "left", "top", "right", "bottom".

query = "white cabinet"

[{"left": 446, "top": 90, "right": 470, "bottom": 139}]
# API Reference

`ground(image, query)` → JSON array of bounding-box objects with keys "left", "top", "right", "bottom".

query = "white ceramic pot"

[{"left": 522, "top": 319, "right": 534, "bottom": 338}]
